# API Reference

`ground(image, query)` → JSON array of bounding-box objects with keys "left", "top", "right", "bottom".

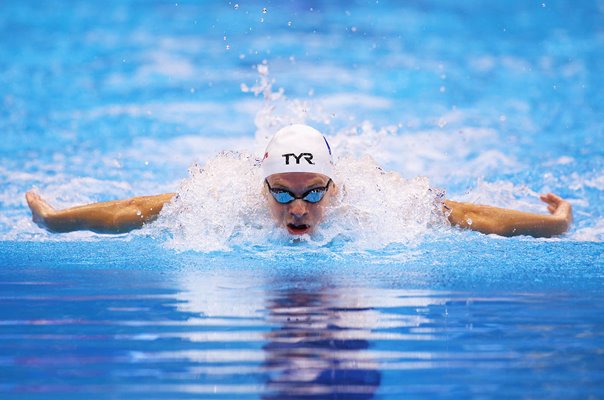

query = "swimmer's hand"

[
  {"left": 444, "top": 192, "right": 573, "bottom": 238},
  {"left": 26, "top": 191, "right": 58, "bottom": 232},
  {"left": 539, "top": 193, "right": 573, "bottom": 229},
  {"left": 25, "top": 190, "right": 175, "bottom": 234}
]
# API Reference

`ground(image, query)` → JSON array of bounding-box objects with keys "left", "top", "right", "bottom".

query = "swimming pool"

[{"left": 1, "top": 0, "right": 603, "bottom": 398}]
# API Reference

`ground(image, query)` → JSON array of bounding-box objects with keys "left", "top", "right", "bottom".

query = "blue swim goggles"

[{"left": 265, "top": 179, "right": 332, "bottom": 204}]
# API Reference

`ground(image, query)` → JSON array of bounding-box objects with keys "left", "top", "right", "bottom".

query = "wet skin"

[{"left": 264, "top": 172, "right": 336, "bottom": 236}]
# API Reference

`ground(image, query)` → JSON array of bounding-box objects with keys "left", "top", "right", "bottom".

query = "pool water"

[{"left": 1, "top": 0, "right": 603, "bottom": 398}]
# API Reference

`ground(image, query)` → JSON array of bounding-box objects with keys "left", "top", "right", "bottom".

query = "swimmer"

[{"left": 25, "top": 124, "right": 573, "bottom": 238}]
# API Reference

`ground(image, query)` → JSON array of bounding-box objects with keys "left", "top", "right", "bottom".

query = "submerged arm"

[
  {"left": 444, "top": 193, "right": 572, "bottom": 238},
  {"left": 26, "top": 191, "right": 176, "bottom": 234}
]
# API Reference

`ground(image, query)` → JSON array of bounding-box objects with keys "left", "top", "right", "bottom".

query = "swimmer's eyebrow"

[{"left": 270, "top": 178, "right": 329, "bottom": 190}]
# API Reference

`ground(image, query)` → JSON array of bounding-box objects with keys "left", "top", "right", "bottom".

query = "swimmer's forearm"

[
  {"left": 444, "top": 200, "right": 571, "bottom": 238},
  {"left": 44, "top": 193, "right": 176, "bottom": 234}
]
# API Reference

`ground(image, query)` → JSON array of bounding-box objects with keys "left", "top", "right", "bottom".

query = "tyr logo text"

[{"left": 282, "top": 153, "right": 315, "bottom": 165}]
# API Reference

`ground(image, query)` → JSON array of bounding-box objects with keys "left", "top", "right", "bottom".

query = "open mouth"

[{"left": 287, "top": 223, "right": 311, "bottom": 235}]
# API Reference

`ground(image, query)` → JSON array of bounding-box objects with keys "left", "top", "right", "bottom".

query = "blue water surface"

[{"left": 1, "top": 0, "right": 603, "bottom": 398}]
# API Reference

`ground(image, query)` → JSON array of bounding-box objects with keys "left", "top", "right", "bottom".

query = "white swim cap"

[{"left": 262, "top": 124, "right": 334, "bottom": 179}]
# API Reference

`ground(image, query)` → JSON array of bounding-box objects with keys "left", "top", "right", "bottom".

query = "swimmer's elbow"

[
  {"left": 101, "top": 197, "right": 163, "bottom": 233},
  {"left": 446, "top": 202, "right": 485, "bottom": 231},
  {"left": 109, "top": 206, "right": 145, "bottom": 233},
  {"left": 459, "top": 213, "right": 512, "bottom": 237},
  {"left": 446, "top": 202, "right": 515, "bottom": 237},
  {"left": 480, "top": 222, "right": 517, "bottom": 237}
]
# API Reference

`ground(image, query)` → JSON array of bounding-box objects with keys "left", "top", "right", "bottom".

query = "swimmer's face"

[{"left": 264, "top": 172, "right": 336, "bottom": 236}]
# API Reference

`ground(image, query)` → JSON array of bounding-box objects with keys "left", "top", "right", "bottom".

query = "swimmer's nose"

[{"left": 288, "top": 199, "right": 308, "bottom": 218}]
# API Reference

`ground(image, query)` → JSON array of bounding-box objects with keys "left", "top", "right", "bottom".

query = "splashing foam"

[
  {"left": 149, "top": 152, "right": 446, "bottom": 252},
  {"left": 145, "top": 63, "right": 448, "bottom": 252},
  {"left": 571, "top": 218, "right": 604, "bottom": 242},
  {"left": 241, "top": 61, "right": 333, "bottom": 147},
  {"left": 322, "top": 156, "right": 447, "bottom": 249},
  {"left": 149, "top": 152, "right": 273, "bottom": 252}
]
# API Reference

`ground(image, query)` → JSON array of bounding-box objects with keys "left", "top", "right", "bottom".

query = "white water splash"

[
  {"left": 143, "top": 65, "right": 449, "bottom": 251},
  {"left": 571, "top": 218, "right": 604, "bottom": 242},
  {"left": 455, "top": 180, "right": 545, "bottom": 212},
  {"left": 150, "top": 152, "right": 273, "bottom": 252},
  {"left": 149, "top": 151, "right": 445, "bottom": 252},
  {"left": 320, "top": 156, "right": 447, "bottom": 249}
]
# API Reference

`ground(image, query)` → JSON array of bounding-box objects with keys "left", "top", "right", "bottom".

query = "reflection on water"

[
  {"left": 1, "top": 251, "right": 603, "bottom": 399},
  {"left": 172, "top": 262, "right": 468, "bottom": 398},
  {"left": 262, "top": 284, "right": 380, "bottom": 399},
  {"left": 172, "top": 265, "right": 385, "bottom": 398}
]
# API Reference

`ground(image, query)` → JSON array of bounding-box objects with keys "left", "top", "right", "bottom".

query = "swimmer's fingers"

[
  {"left": 25, "top": 190, "right": 39, "bottom": 204},
  {"left": 540, "top": 193, "right": 562, "bottom": 209},
  {"left": 539, "top": 192, "right": 560, "bottom": 204},
  {"left": 26, "top": 191, "right": 52, "bottom": 210},
  {"left": 539, "top": 193, "right": 572, "bottom": 221},
  {"left": 25, "top": 190, "right": 56, "bottom": 229},
  {"left": 539, "top": 193, "right": 558, "bottom": 214}
]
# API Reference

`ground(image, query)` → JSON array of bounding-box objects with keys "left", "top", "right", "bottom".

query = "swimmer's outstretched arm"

[
  {"left": 444, "top": 193, "right": 572, "bottom": 238},
  {"left": 25, "top": 191, "right": 176, "bottom": 234}
]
